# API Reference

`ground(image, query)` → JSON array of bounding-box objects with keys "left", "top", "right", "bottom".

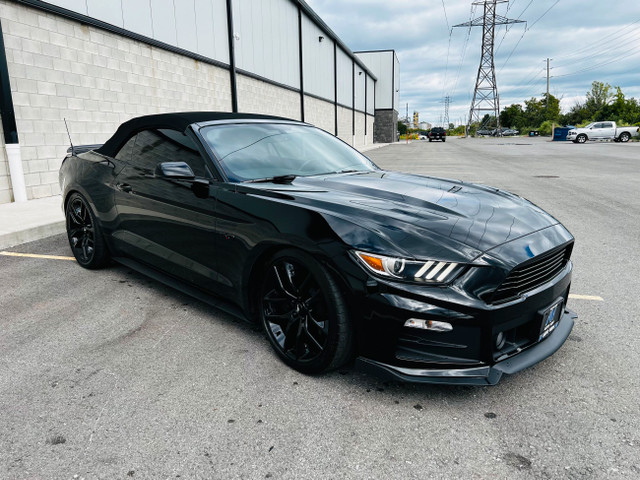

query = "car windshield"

[{"left": 200, "top": 123, "right": 378, "bottom": 182}]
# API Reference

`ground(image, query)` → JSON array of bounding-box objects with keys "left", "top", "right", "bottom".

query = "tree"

[
  {"left": 585, "top": 81, "right": 613, "bottom": 117},
  {"left": 500, "top": 104, "right": 525, "bottom": 129},
  {"left": 397, "top": 121, "right": 407, "bottom": 135}
]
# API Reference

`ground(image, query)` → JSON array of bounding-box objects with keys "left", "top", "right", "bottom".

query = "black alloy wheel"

[
  {"left": 65, "top": 193, "right": 109, "bottom": 269},
  {"left": 260, "top": 249, "right": 352, "bottom": 373},
  {"left": 619, "top": 132, "right": 631, "bottom": 143}
]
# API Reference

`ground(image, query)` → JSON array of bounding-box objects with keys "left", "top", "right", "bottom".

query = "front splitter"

[{"left": 355, "top": 309, "right": 577, "bottom": 386}]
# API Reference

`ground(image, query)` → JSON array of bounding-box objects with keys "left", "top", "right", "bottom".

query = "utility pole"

[
  {"left": 443, "top": 95, "right": 450, "bottom": 130},
  {"left": 454, "top": 1, "right": 525, "bottom": 136},
  {"left": 546, "top": 57, "right": 552, "bottom": 110}
]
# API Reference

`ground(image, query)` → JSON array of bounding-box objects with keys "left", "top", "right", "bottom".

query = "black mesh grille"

[{"left": 490, "top": 245, "right": 570, "bottom": 304}]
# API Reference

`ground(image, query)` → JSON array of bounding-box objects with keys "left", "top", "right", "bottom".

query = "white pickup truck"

[{"left": 567, "top": 122, "right": 639, "bottom": 143}]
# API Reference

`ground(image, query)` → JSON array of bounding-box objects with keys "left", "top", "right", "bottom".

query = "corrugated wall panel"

[
  {"left": 301, "top": 13, "right": 333, "bottom": 101},
  {"left": 356, "top": 51, "right": 394, "bottom": 110},
  {"left": 122, "top": 0, "right": 154, "bottom": 38},
  {"left": 393, "top": 53, "right": 400, "bottom": 112},
  {"left": 233, "top": 0, "right": 299, "bottom": 88},
  {"left": 354, "top": 69, "right": 365, "bottom": 112},
  {"left": 366, "top": 75, "right": 375, "bottom": 114},
  {"left": 151, "top": 0, "right": 178, "bottom": 46},
  {"left": 211, "top": 0, "right": 229, "bottom": 63},
  {"left": 175, "top": 0, "right": 198, "bottom": 53},
  {"left": 336, "top": 48, "right": 352, "bottom": 106},
  {"left": 87, "top": 0, "right": 123, "bottom": 28},
  {"left": 193, "top": 0, "right": 229, "bottom": 62}
]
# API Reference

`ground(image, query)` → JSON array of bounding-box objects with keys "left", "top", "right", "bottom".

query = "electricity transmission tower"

[{"left": 454, "top": 1, "right": 524, "bottom": 135}]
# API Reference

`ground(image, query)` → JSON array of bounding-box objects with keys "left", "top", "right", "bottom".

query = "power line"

[
  {"left": 554, "top": 18, "right": 640, "bottom": 64},
  {"left": 528, "top": 0, "right": 559, "bottom": 30},
  {"left": 495, "top": 0, "right": 533, "bottom": 56},
  {"left": 553, "top": 48, "right": 640, "bottom": 78},
  {"left": 441, "top": 0, "right": 450, "bottom": 32},
  {"left": 553, "top": 27, "right": 640, "bottom": 69},
  {"left": 498, "top": 0, "right": 561, "bottom": 72},
  {"left": 450, "top": 3, "right": 477, "bottom": 99}
]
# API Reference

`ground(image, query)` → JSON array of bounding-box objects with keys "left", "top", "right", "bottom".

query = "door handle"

[{"left": 117, "top": 183, "right": 133, "bottom": 193}]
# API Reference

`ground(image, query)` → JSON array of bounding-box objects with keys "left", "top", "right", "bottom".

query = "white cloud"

[{"left": 305, "top": 0, "right": 640, "bottom": 125}]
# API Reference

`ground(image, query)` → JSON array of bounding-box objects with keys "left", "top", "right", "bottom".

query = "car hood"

[{"left": 244, "top": 171, "right": 565, "bottom": 263}]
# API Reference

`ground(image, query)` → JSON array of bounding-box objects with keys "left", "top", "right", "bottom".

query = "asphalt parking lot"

[{"left": 1, "top": 137, "right": 639, "bottom": 479}]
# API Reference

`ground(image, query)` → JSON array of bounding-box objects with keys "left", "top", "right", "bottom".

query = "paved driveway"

[{"left": 1, "top": 137, "right": 638, "bottom": 479}]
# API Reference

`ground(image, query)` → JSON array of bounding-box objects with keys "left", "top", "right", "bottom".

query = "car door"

[
  {"left": 590, "top": 123, "right": 604, "bottom": 139},
  {"left": 600, "top": 122, "right": 615, "bottom": 139},
  {"left": 111, "top": 127, "right": 222, "bottom": 287}
]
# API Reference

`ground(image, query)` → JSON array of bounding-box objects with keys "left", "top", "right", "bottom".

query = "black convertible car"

[{"left": 59, "top": 112, "right": 576, "bottom": 385}]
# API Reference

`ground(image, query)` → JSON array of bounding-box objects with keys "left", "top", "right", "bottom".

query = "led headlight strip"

[{"left": 354, "top": 251, "right": 460, "bottom": 284}]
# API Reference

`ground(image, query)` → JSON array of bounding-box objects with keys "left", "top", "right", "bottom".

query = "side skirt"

[{"left": 113, "top": 256, "right": 247, "bottom": 322}]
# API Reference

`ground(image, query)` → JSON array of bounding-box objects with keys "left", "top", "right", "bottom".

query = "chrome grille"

[{"left": 490, "top": 246, "right": 570, "bottom": 304}]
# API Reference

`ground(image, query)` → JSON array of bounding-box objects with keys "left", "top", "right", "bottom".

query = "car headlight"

[{"left": 354, "top": 251, "right": 463, "bottom": 284}]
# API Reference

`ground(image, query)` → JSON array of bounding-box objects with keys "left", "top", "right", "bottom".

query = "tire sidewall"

[
  {"left": 259, "top": 249, "right": 348, "bottom": 374},
  {"left": 65, "top": 192, "right": 109, "bottom": 269}
]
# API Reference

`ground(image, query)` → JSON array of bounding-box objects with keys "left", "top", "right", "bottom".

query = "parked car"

[
  {"left": 419, "top": 134, "right": 427, "bottom": 140},
  {"left": 59, "top": 112, "right": 576, "bottom": 385},
  {"left": 428, "top": 127, "right": 446, "bottom": 142},
  {"left": 476, "top": 128, "right": 493, "bottom": 136},
  {"left": 502, "top": 129, "right": 520, "bottom": 136},
  {"left": 567, "top": 122, "right": 639, "bottom": 143}
]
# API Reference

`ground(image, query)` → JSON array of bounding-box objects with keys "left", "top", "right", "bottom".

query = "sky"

[{"left": 304, "top": 0, "right": 640, "bottom": 127}]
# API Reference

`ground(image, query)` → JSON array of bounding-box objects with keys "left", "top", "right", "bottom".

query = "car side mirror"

[{"left": 156, "top": 161, "right": 195, "bottom": 179}]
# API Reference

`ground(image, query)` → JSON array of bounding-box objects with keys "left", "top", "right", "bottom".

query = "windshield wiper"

[{"left": 245, "top": 174, "right": 297, "bottom": 184}]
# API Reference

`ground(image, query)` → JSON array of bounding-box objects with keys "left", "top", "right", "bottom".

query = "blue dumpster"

[{"left": 553, "top": 126, "right": 575, "bottom": 141}]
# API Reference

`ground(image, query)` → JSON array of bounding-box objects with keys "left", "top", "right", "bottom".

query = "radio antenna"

[{"left": 64, "top": 118, "right": 74, "bottom": 155}]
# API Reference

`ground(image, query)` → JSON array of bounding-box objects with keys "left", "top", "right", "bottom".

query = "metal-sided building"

[
  {"left": 355, "top": 50, "right": 399, "bottom": 144},
  {"left": 0, "top": 0, "right": 399, "bottom": 205}
]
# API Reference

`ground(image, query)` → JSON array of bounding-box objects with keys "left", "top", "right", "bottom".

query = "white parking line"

[{"left": 0, "top": 251, "right": 75, "bottom": 261}]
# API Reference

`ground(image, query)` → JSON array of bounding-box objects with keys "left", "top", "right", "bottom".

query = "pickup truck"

[
  {"left": 567, "top": 122, "right": 639, "bottom": 143},
  {"left": 428, "top": 127, "right": 446, "bottom": 142}
]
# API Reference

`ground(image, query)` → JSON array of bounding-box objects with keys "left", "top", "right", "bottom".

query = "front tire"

[
  {"left": 619, "top": 132, "right": 631, "bottom": 143},
  {"left": 576, "top": 134, "right": 587, "bottom": 144},
  {"left": 259, "top": 249, "right": 353, "bottom": 374},
  {"left": 65, "top": 192, "right": 110, "bottom": 269}
]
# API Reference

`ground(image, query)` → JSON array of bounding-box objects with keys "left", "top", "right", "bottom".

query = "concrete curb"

[
  {"left": 0, "top": 196, "right": 65, "bottom": 249},
  {"left": 0, "top": 221, "right": 66, "bottom": 249}
]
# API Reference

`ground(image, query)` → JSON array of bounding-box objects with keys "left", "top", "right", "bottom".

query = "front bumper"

[
  {"left": 356, "top": 308, "right": 576, "bottom": 385},
  {"left": 566, "top": 133, "right": 578, "bottom": 141}
]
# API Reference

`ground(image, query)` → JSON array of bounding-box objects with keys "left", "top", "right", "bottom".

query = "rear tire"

[
  {"left": 65, "top": 193, "right": 110, "bottom": 269},
  {"left": 259, "top": 249, "right": 353, "bottom": 374},
  {"left": 619, "top": 132, "right": 631, "bottom": 143}
]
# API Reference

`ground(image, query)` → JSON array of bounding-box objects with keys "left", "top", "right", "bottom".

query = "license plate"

[{"left": 538, "top": 299, "right": 563, "bottom": 341}]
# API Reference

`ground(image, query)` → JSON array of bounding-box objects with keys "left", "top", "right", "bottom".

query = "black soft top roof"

[{"left": 96, "top": 111, "right": 294, "bottom": 157}]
